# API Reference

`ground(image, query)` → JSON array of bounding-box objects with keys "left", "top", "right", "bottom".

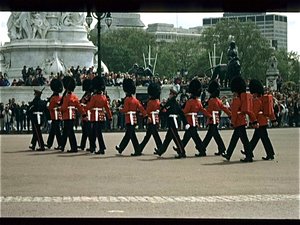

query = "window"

[
  {"left": 275, "top": 15, "right": 279, "bottom": 21},
  {"left": 203, "top": 19, "right": 211, "bottom": 25},
  {"left": 238, "top": 17, "right": 246, "bottom": 22},
  {"left": 256, "top": 16, "right": 264, "bottom": 22},
  {"left": 212, "top": 18, "right": 219, "bottom": 24},
  {"left": 247, "top": 16, "right": 255, "bottom": 22},
  {"left": 265, "top": 15, "right": 273, "bottom": 21}
]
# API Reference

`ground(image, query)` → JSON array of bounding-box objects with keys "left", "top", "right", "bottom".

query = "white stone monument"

[
  {"left": 266, "top": 53, "right": 279, "bottom": 90},
  {"left": 0, "top": 12, "right": 97, "bottom": 81}
]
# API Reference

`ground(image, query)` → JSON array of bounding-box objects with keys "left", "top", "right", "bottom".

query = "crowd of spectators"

[{"left": 0, "top": 66, "right": 299, "bottom": 134}]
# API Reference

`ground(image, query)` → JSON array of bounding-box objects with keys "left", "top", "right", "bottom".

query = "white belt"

[
  {"left": 258, "top": 111, "right": 263, "bottom": 114},
  {"left": 150, "top": 110, "right": 159, "bottom": 125},
  {"left": 169, "top": 114, "right": 178, "bottom": 128},
  {"left": 33, "top": 112, "right": 43, "bottom": 125},
  {"left": 68, "top": 106, "right": 76, "bottom": 119},
  {"left": 53, "top": 107, "right": 59, "bottom": 120},
  {"left": 212, "top": 111, "right": 219, "bottom": 125},
  {"left": 186, "top": 112, "right": 197, "bottom": 127},
  {"left": 92, "top": 108, "right": 103, "bottom": 122},
  {"left": 87, "top": 110, "right": 91, "bottom": 121},
  {"left": 237, "top": 111, "right": 242, "bottom": 114},
  {"left": 126, "top": 111, "right": 136, "bottom": 125}
]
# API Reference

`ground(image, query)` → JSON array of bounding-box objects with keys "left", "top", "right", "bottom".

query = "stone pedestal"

[
  {"left": 266, "top": 54, "right": 279, "bottom": 90},
  {"left": 1, "top": 12, "right": 97, "bottom": 82}
]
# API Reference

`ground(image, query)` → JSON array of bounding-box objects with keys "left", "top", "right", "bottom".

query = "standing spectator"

[
  {"left": 2, "top": 104, "right": 12, "bottom": 133},
  {"left": 36, "top": 66, "right": 42, "bottom": 75},
  {"left": 26, "top": 75, "right": 33, "bottom": 86},
  {"left": 219, "top": 95, "right": 231, "bottom": 129},
  {"left": 111, "top": 100, "right": 119, "bottom": 130},
  {"left": 276, "top": 75, "right": 282, "bottom": 92},
  {"left": 22, "top": 65, "right": 28, "bottom": 82},
  {"left": 294, "top": 101, "right": 300, "bottom": 127},
  {"left": 159, "top": 98, "right": 167, "bottom": 129},
  {"left": 15, "top": 102, "right": 24, "bottom": 133},
  {"left": 20, "top": 101, "right": 27, "bottom": 130},
  {"left": 0, "top": 102, "right": 4, "bottom": 132},
  {"left": 288, "top": 101, "right": 294, "bottom": 127},
  {"left": 10, "top": 98, "right": 17, "bottom": 131}
]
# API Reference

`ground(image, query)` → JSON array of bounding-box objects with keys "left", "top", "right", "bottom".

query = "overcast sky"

[{"left": 1, "top": 12, "right": 299, "bottom": 53}]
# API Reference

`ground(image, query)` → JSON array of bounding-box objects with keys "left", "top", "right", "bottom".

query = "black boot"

[
  {"left": 29, "top": 145, "right": 35, "bottom": 150},
  {"left": 115, "top": 146, "right": 122, "bottom": 154},
  {"left": 240, "top": 157, "right": 253, "bottom": 162},
  {"left": 154, "top": 148, "right": 162, "bottom": 156},
  {"left": 221, "top": 153, "right": 230, "bottom": 161},
  {"left": 262, "top": 155, "right": 274, "bottom": 160}
]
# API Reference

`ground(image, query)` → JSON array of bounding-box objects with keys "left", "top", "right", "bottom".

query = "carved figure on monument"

[
  {"left": 15, "top": 12, "right": 33, "bottom": 39},
  {"left": 226, "top": 41, "right": 241, "bottom": 84},
  {"left": 60, "top": 12, "right": 85, "bottom": 27},
  {"left": 31, "top": 12, "right": 50, "bottom": 39},
  {"left": 267, "top": 54, "right": 279, "bottom": 72},
  {"left": 7, "top": 12, "right": 22, "bottom": 40}
]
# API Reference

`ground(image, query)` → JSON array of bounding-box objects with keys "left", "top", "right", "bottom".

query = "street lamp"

[{"left": 86, "top": 12, "right": 112, "bottom": 76}]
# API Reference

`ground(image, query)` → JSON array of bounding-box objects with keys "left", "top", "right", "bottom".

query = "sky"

[{"left": 0, "top": 12, "right": 299, "bottom": 54}]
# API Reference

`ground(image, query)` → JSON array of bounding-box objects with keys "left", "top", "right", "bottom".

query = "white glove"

[
  {"left": 48, "top": 120, "right": 52, "bottom": 124},
  {"left": 185, "top": 124, "right": 190, "bottom": 130}
]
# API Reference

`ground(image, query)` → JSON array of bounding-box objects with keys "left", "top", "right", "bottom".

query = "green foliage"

[
  {"left": 200, "top": 19, "right": 273, "bottom": 82},
  {"left": 89, "top": 28, "right": 157, "bottom": 73},
  {"left": 274, "top": 48, "right": 300, "bottom": 84}
]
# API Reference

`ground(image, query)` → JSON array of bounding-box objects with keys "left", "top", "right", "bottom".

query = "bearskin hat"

[
  {"left": 189, "top": 79, "right": 202, "bottom": 97},
  {"left": 92, "top": 76, "right": 105, "bottom": 92},
  {"left": 208, "top": 80, "right": 220, "bottom": 97},
  {"left": 123, "top": 78, "right": 136, "bottom": 95},
  {"left": 62, "top": 76, "right": 76, "bottom": 92},
  {"left": 82, "top": 79, "right": 92, "bottom": 92},
  {"left": 230, "top": 76, "right": 246, "bottom": 94},
  {"left": 148, "top": 83, "right": 161, "bottom": 99},
  {"left": 249, "top": 79, "right": 264, "bottom": 95},
  {"left": 50, "top": 78, "right": 63, "bottom": 93}
]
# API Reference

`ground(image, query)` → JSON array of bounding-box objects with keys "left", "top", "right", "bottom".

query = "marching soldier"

[
  {"left": 78, "top": 79, "right": 93, "bottom": 151},
  {"left": 60, "top": 76, "right": 87, "bottom": 153},
  {"left": 115, "top": 78, "right": 147, "bottom": 156},
  {"left": 241, "top": 79, "right": 277, "bottom": 160},
  {"left": 154, "top": 88, "right": 190, "bottom": 159},
  {"left": 222, "top": 76, "right": 259, "bottom": 162},
  {"left": 46, "top": 79, "right": 63, "bottom": 150},
  {"left": 28, "top": 88, "right": 50, "bottom": 151},
  {"left": 202, "top": 80, "right": 232, "bottom": 156},
  {"left": 86, "top": 76, "right": 112, "bottom": 154},
  {"left": 173, "top": 79, "right": 212, "bottom": 156},
  {"left": 139, "top": 83, "right": 163, "bottom": 153}
]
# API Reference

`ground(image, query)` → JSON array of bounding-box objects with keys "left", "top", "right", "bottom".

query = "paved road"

[{"left": 1, "top": 128, "right": 299, "bottom": 218}]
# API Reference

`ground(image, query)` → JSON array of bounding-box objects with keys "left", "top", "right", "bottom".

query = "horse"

[{"left": 205, "top": 57, "right": 241, "bottom": 88}]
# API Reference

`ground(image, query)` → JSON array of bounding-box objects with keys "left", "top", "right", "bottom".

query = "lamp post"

[{"left": 86, "top": 12, "right": 112, "bottom": 76}]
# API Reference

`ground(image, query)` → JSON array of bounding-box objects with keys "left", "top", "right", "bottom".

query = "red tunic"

[
  {"left": 253, "top": 97, "right": 276, "bottom": 127},
  {"left": 231, "top": 97, "right": 257, "bottom": 128},
  {"left": 206, "top": 98, "right": 231, "bottom": 125},
  {"left": 60, "top": 92, "right": 86, "bottom": 120},
  {"left": 183, "top": 99, "right": 212, "bottom": 127},
  {"left": 120, "top": 96, "right": 147, "bottom": 125},
  {"left": 86, "top": 94, "right": 112, "bottom": 122},
  {"left": 47, "top": 95, "right": 62, "bottom": 120},
  {"left": 146, "top": 99, "right": 161, "bottom": 124}
]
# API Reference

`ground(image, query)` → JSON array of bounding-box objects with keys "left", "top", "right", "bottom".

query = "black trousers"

[
  {"left": 203, "top": 124, "right": 226, "bottom": 153},
  {"left": 80, "top": 120, "right": 91, "bottom": 149},
  {"left": 31, "top": 122, "right": 44, "bottom": 148},
  {"left": 182, "top": 126, "right": 206, "bottom": 154},
  {"left": 61, "top": 120, "right": 77, "bottom": 151},
  {"left": 139, "top": 123, "right": 162, "bottom": 152},
  {"left": 250, "top": 126, "right": 275, "bottom": 157},
  {"left": 90, "top": 121, "right": 106, "bottom": 151},
  {"left": 118, "top": 124, "right": 140, "bottom": 154},
  {"left": 159, "top": 126, "right": 185, "bottom": 155},
  {"left": 226, "top": 126, "right": 253, "bottom": 159},
  {"left": 47, "top": 120, "right": 62, "bottom": 147}
]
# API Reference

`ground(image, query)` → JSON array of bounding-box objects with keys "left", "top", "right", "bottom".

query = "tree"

[
  {"left": 275, "top": 48, "right": 300, "bottom": 84},
  {"left": 89, "top": 28, "right": 157, "bottom": 73},
  {"left": 200, "top": 19, "right": 273, "bottom": 82}
]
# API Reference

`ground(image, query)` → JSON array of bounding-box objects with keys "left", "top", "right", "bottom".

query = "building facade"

[
  {"left": 203, "top": 13, "right": 287, "bottom": 51},
  {"left": 146, "top": 23, "right": 203, "bottom": 43}
]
